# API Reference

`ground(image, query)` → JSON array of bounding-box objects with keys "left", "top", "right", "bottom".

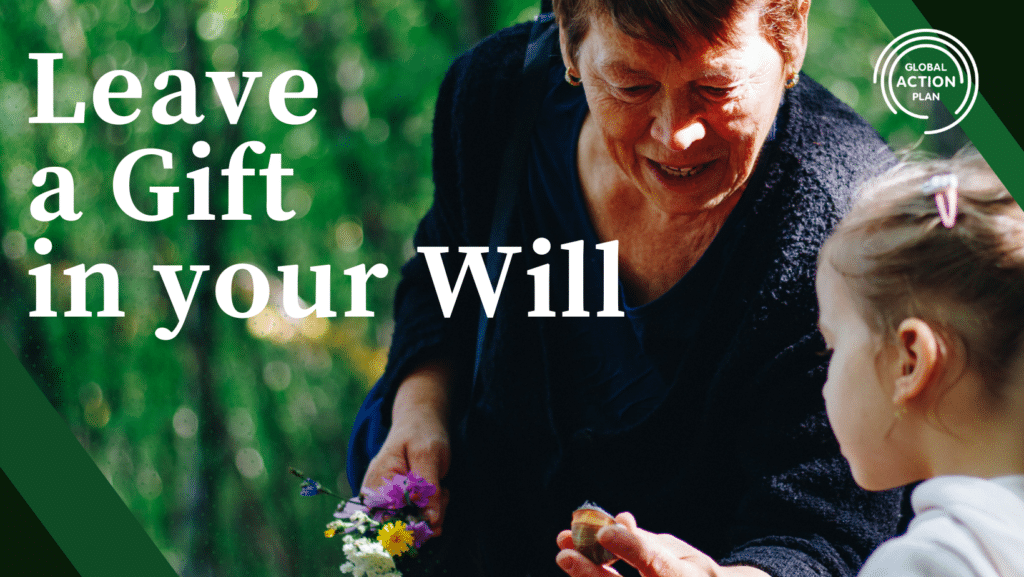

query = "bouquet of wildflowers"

[{"left": 295, "top": 469, "right": 442, "bottom": 577}]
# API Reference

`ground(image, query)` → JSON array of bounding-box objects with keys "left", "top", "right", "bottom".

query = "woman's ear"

[
  {"left": 891, "top": 317, "right": 941, "bottom": 406},
  {"left": 789, "top": 0, "right": 812, "bottom": 75},
  {"left": 558, "top": 23, "right": 576, "bottom": 74}
]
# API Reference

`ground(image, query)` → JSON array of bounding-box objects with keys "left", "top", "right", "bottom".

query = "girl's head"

[{"left": 816, "top": 148, "right": 1024, "bottom": 490}]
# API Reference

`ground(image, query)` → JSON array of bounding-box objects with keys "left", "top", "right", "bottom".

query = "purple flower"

[
  {"left": 385, "top": 482, "right": 408, "bottom": 506},
  {"left": 334, "top": 497, "right": 369, "bottom": 519},
  {"left": 361, "top": 486, "right": 388, "bottom": 509},
  {"left": 405, "top": 472, "right": 437, "bottom": 508},
  {"left": 359, "top": 488, "right": 397, "bottom": 521},
  {"left": 383, "top": 474, "right": 409, "bottom": 502},
  {"left": 407, "top": 520, "right": 434, "bottom": 548},
  {"left": 356, "top": 472, "right": 439, "bottom": 523},
  {"left": 370, "top": 509, "right": 392, "bottom": 522},
  {"left": 366, "top": 475, "right": 409, "bottom": 510},
  {"left": 300, "top": 480, "right": 320, "bottom": 496}
]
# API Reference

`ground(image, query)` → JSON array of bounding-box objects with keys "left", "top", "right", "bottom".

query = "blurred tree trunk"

[{"left": 175, "top": 1, "right": 228, "bottom": 574}]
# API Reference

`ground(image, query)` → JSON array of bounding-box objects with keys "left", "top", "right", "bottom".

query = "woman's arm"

[
  {"left": 550, "top": 329, "right": 904, "bottom": 577},
  {"left": 345, "top": 49, "right": 472, "bottom": 519},
  {"left": 361, "top": 360, "right": 453, "bottom": 532},
  {"left": 345, "top": 23, "right": 531, "bottom": 514},
  {"left": 556, "top": 513, "right": 771, "bottom": 577}
]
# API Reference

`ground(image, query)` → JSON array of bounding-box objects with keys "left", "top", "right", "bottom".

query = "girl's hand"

[
  {"left": 361, "top": 361, "right": 452, "bottom": 533},
  {"left": 556, "top": 512, "right": 770, "bottom": 577}
]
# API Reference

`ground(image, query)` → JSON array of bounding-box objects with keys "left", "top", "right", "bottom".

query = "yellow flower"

[
  {"left": 325, "top": 520, "right": 343, "bottom": 538},
  {"left": 376, "top": 520, "right": 414, "bottom": 557}
]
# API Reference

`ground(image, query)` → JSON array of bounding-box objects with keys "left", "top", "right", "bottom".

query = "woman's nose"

[
  {"left": 671, "top": 121, "right": 706, "bottom": 149},
  {"left": 653, "top": 94, "right": 705, "bottom": 150}
]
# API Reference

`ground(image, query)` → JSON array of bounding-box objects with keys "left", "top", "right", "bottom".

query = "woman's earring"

[
  {"left": 785, "top": 72, "right": 800, "bottom": 90},
  {"left": 565, "top": 69, "right": 582, "bottom": 87}
]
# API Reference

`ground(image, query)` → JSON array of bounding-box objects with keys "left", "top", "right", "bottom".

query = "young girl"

[{"left": 816, "top": 149, "right": 1024, "bottom": 576}]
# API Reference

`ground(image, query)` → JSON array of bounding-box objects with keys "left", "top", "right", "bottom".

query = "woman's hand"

[
  {"left": 556, "top": 512, "right": 770, "bottom": 577},
  {"left": 361, "top": 360, "right": 452, "bottom": 533}
]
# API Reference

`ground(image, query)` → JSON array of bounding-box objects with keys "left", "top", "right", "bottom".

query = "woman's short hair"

[{"left": 552, "top": 0, "right": 806, "bottom": 68}]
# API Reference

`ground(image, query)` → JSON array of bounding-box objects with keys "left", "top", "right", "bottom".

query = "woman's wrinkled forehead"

[{"left": 582, "top": 9, "right": 764, "bottom": 81}]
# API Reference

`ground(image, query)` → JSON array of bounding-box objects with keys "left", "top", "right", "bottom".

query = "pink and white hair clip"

[{"left": 923, "top": 173, "right": 959, "bottom": 229}]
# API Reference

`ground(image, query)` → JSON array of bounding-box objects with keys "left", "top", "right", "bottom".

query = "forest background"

[{"left": 0, "top": 0, "right": 998, "bottom": 576}]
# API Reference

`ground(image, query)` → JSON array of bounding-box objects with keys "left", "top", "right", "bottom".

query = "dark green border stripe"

[
  {"left": 1, "top": 3, "right": 1022, "bottom": 577},
  {"left": 0, "top": 467, "right": 80, "bottom": 576},
  {"left": 0, "top": 342, "right": 178, "bottom": 577},
  {"left": 867, "top": 0, "right": 1024, "bottom": 209},
  {"left": 908, "top": 0, "right": 1023, "bottom": 149}
]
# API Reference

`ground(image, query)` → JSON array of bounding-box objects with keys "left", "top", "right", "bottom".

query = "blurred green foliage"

[{"left": 0, "top": 1, "right": 948, "bottom": 576}]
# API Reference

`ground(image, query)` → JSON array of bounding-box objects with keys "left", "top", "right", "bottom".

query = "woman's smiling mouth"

[{"left": 648, "top": 158, "right": 713, "bottom": 180}]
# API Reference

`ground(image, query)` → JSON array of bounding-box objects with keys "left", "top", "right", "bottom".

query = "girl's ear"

[{"left": 891, "top": 318, "right": 941, "bottom": 405}]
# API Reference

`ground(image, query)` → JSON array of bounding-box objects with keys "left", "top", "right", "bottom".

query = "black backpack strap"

[{"left": 472, "top": 14, "right": 558, "bottom": 385}]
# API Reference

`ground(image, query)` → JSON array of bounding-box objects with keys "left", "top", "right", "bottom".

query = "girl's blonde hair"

[{"left": 821, "top": 148, "right": 1024, "bottom": 399}]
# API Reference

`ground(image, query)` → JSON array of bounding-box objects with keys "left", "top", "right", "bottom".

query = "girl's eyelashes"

[{"left": 816, "top": 348, "right": 835, "bottom": 360}]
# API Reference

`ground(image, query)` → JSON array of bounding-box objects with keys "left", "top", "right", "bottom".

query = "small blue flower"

[{"left": 300, "top": 480, "right": 320, "bottom": 496}]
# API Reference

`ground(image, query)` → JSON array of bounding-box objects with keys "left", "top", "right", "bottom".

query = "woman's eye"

[
  {"left": 701, "top": 86, "right": 732, "bottom": 99},
  {"left": 614, "top": 85, "right": 654, "bottom": 99}
]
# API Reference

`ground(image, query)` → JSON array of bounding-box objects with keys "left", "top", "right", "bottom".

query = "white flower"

[
  {"left": 339, "top": 536, "right": 401, "bottom": 577},
  {"left": 336, "top": 510, "right": 378, "bottom": 534},
  {"left": 348, "top": 510, "right": 373, "bottom": 526}
]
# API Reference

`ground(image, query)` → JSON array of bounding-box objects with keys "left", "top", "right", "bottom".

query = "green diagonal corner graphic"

[
  {"left": 867, "top": 0, "right": 1024, "bottom": 209},
  {"left": 0, "top": 341, "right": 179, "bottom": 577}
]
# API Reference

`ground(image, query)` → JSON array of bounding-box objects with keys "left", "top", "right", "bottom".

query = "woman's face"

[
  {"left": 567, "top": 8, "right": 794, "bottom": 215},
  {"left": 816, "top": 263, "right": 918, "bottom": 491}
]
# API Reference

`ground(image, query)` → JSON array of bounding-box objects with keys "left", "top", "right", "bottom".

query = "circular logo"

[{"left": 873, "top": 29, "right": 979, "bottom": 135}]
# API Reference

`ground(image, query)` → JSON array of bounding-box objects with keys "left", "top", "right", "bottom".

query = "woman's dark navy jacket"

[{"left": 347, "top": 20, "right": 906, "bottom": 577}]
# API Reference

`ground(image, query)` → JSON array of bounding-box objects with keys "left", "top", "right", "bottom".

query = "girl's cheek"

[
  {"left": 819, "top": 377, "right": 835, "bottom": 414},
  {"left": 821, "top": 379, "right": 837, "bottom": 421},
  {"left": 822, "top": 360, "right": 838, "bottom": 398},
  {"left": 821, "top": 367, "right": 843, "bottom": 427}
]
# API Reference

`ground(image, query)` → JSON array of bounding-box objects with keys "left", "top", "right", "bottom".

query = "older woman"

[{"left": 347, "top": 1, "right": 905, "bottom": 576}]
